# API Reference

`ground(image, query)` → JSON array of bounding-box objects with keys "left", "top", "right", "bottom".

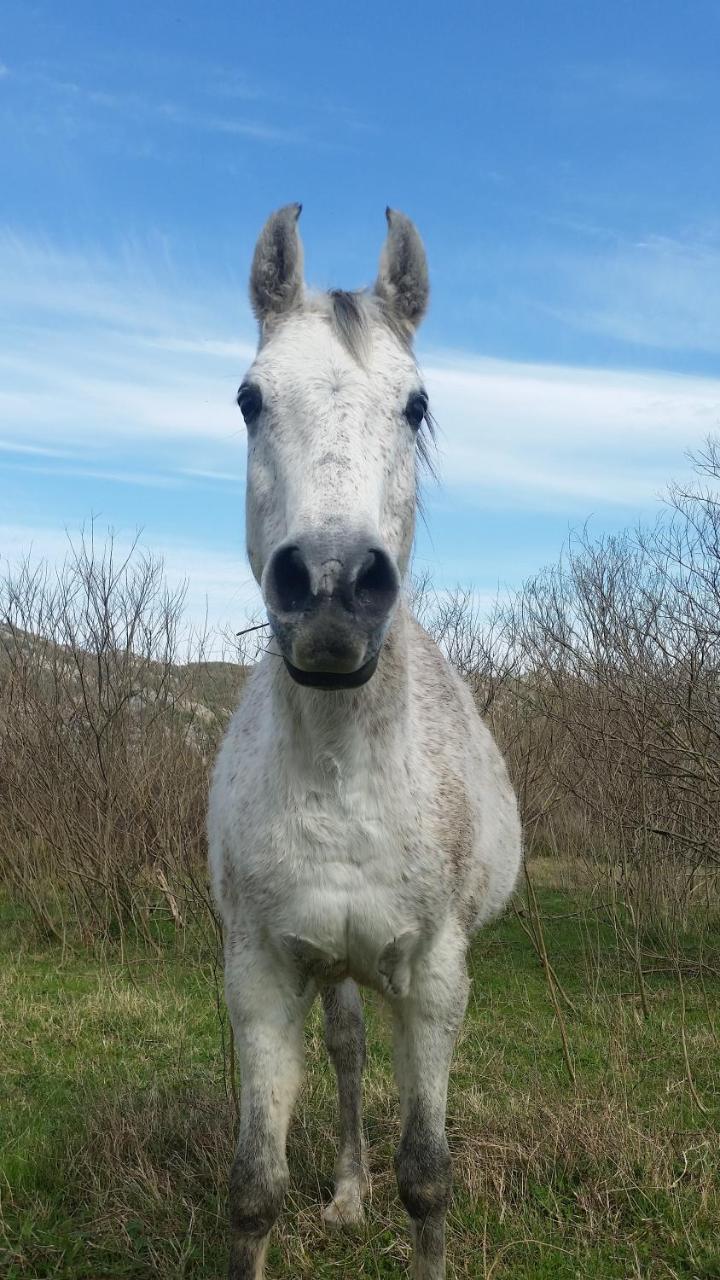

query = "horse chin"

[
  {"left": 268, "top": 607, "right": 384, "bottom": 690},
  {"left": 283, "top": 652, "right": 379, "bottom": 690}
]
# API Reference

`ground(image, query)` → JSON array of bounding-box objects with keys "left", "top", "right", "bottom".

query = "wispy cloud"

[
  {"left": 1, "top": 460, "right": 186, "bottom": 489},
  {"left": 460, "top": 227, "right": 720, "bottom": 360},
  {"left": 181, "top": 467, "right": 246, "bottom": 484},
  {"left": 141, "top": 336, "right": 255, "bottom": 361},
  {"left": 3, "top": 232, "right": 719, "bottom": 518},
  {"left": 6, "top": 66, "right": 315, "bottom": 148},
  {"left": 0, "top": 231, "right": 249, "bottom": 454},
  {"left": 550, "top": 234, "right": 720, "bottom": 354},
  {"left": 155, "top": 99, "right": 304, "bottom": 144},
  {"left": 425, "top": 352, "right": 720, "bottom": 509},
  {"left": 564, "top": 61, "right": 696, "bottom": 104},
  {"left": 4, "top": 232, "right": 720, "bottom": 637},
  {"left": 0, "top": 439, "right": 75, "bottom": 459}
]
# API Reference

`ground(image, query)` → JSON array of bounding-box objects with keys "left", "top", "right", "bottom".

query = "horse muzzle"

[{"left": 262, "top": 532, "right": 400, "bottom": 689}]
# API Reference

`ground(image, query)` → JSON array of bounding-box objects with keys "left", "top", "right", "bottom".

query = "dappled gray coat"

[{"left": 208, "top": 204, "right": 522, "bottom": 1280}]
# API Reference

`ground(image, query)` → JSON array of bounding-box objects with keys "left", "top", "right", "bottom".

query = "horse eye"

[
  {"left": 405, "top": 391, "right": 428, "bottom": 431},
  {"left": 237, "top": 382, "right": 263, "bottom": 428}
]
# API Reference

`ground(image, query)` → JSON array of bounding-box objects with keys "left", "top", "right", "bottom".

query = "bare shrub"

[
  {"left": 418, "top": 440, "right": 720, "bottom": 935},
  {"left": 0, "top": 532, "right": 245, "bottom": 944},
  {"left": 510, "top": 455, "right": 719, "bottom": 930},
  {"left": 2, "top": 441, "right": 718, "bottom": 947}
]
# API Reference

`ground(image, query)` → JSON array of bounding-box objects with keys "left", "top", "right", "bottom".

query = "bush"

[
  {"left": 0, "top": 532, "right": 244, "bottom": 944},
  {"left": 422, "top": 439, "right": 720, "bottom": 933},
  {"left": 1, "top": 441, "right": 718, "bottom": 946}
]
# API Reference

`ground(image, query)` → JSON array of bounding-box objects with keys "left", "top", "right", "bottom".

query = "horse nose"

[{"left": 265, "top": 535, "right": 400, "bottom": 622}]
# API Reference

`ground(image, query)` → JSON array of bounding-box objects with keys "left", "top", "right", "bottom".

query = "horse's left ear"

[{"left": 374, "top": 208, "right": 429, "bottom": 335}]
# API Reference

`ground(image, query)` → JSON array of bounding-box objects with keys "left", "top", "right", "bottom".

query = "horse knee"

[
  {"left": 229, "top": 1148, "right": 287, "bottom": 1239},
  {"left": 394, "top": 1115, "right": 451, "bottom": 1222}
]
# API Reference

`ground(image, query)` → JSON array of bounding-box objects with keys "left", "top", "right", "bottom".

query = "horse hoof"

[{"left": 322, "top": 1191, "right": 365, "bottom": 1230}]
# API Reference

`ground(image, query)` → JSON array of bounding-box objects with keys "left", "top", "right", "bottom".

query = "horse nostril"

[
  {"left": 269, "top": 545, "right": 312, "bottom": 614},
  {"left": 267, "top": 538, "right": 399, "bottom": 622},
  {"left": 354, "top": 549, "right": 398, "bottom": 612}
]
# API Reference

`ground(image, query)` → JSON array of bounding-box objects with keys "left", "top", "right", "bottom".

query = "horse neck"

[{"left": 270, "top": 602, "right": 411, "bottom": 780}]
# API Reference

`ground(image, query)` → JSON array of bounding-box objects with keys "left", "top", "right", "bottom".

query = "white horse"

[{"left": 208, "top": 205, "right": 522, "bottom": 1279}]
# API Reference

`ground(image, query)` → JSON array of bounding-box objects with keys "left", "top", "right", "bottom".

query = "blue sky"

[{"left": 2, "top": 1, "right": 720, "bottom": 635}]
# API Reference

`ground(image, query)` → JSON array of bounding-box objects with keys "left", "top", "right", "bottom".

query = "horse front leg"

[
  {"left": 224, "top": 939, "right": 312, "bottom": 1280},
  {"left": 391, "top": 936, "right": 469, "bottom": 1280}
]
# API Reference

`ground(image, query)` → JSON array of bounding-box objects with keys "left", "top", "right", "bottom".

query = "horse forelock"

[{"left": 321, "top": 289, "right": 414, "bottom": 362}]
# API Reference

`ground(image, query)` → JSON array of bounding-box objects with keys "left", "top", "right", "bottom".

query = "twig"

[{"left": 235, "top": 622, "right": 270, "bottom": 638}]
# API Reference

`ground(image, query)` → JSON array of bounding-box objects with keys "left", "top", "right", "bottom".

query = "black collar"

[{"left": 283, "top": 653, "right": 379, "bottom": 690}]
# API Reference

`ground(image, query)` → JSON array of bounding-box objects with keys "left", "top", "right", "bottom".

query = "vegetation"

[
  {"left": 0, "top": 533, "right": 246, "bottom": 944},
  {"left": 1, "top": 442, "right": 719, "bottom": 1276},
  {"left": 2, "top": 870, "right": 719, "bottom": 1279}
]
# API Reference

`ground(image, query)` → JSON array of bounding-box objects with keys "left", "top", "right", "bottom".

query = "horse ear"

[
  {"left": 249, "top": 203, "right": 304, "bottom": 325},
  {"left": 374, "top": 208, "right": 429, "bottom": 334}
]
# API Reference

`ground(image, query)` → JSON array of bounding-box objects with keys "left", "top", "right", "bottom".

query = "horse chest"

[{"left": 255, "top": 776, "right": 437, "bottom": 988}]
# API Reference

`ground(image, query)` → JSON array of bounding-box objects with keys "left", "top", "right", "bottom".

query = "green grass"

[{"left": 1, "top": 886, "right": 719, "bottom": 1279}]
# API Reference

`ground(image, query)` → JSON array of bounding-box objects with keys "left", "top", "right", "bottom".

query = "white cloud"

[
  {"left": 545, "top": 234, "right": 720, "bottom": 356},
  {"left": 424, "top": 353, "right": 720, "bottom": 508},
  {"left": 0, "top": 228, "right": 244, "bottom": 335},
  {"left": 141, "top": 336, "right": 255, "bottom": 360},
  {"left": 0, "top": 439, "right": 75, "bottom": 458},
  {"left": 1, "top": 460, "right": 186, "bottom": 488},
  {"left": 155, "top": 99, "right": 304, "bottom": 144},
  {"left": 564, "top": 62, "right": 694, "bottom": 105},
  {"left": 2, "top": 232, "right": 719, "bottom": 516},
  {"left": 181, "top": 467, "right": 246, "bottom": 484},
  {"left": 0, "top": 231, "right": 250, "bottom": 449},
  {"left": 8, "top": 69, "right": 308, "bottom": 147}
]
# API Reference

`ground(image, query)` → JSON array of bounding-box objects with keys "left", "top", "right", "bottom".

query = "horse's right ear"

[
  {"left": 374, "top": 208, "right": 429, "bottom": 335},
  {"left": 249, "top": 203, "right": 304, "bottom": 326}
]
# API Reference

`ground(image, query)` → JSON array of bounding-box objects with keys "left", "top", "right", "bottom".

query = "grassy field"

[{"left": 2, "top": 879, "right": 719, "bottom": 1280}]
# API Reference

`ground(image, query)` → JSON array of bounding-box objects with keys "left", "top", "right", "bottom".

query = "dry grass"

[{"left": 2, "top": 872, "right": 719, "bottom": 1280}]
